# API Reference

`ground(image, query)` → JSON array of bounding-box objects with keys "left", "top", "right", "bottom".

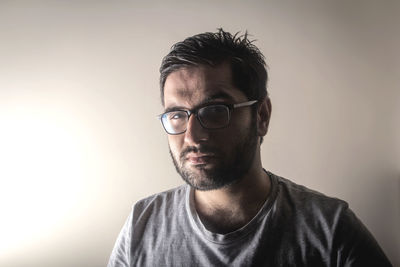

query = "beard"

[{"left": 169, "top": 121, "right": 258, "bottom": 191}]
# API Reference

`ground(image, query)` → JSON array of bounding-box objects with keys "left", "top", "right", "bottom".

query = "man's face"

[{"left": 163, "top": 63, "right": 259, "bottom": 191}]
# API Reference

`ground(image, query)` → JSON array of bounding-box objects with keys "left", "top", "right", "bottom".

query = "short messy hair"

[{"left": 159, "top": 28, "right": 268, "bottom": 105}]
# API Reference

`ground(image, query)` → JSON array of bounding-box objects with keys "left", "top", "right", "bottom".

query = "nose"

[{"left": 184, "top": 114, "right": 209, "bottom": 145}]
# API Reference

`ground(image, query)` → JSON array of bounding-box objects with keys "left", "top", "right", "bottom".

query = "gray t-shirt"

[{"left": 108, "top": 172, "right": 391, "bottom": 266}]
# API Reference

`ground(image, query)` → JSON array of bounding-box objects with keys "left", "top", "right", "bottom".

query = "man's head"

[
  {"left": 159, "top": 29, "right": 271, "bottom": 191},
  {"left": 160, "top": 28, "right": 269, "bottom": 105}
]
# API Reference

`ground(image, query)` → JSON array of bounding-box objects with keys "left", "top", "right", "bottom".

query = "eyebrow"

[
  {"left": 202, "top": 92, "right": 236, "bottom": 104},
  {"left": 164, "top": 91, "right": 236, "bottom": 113},
  {"left": 164, "top": 106, "right": 188, "bottom": 113}
]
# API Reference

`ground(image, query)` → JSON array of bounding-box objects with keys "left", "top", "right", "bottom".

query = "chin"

[{"left": 180, "top": 165, "right": 242, "bottom": 191}]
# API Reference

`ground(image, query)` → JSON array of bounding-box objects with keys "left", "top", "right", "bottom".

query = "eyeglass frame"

[{"left": 158, "top": 100, "right": 258, "bottom": 135}]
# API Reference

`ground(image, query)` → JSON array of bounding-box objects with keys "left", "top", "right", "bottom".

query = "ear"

[{"left": 257, "top": 97, "right": 272, "bottom": 137}]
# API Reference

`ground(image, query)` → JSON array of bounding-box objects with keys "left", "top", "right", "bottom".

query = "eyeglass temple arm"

[{"left": 233, "top": 100, "right": 258, "bottom": 108}]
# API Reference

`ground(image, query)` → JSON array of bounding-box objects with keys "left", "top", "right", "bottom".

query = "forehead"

[{"left": 163, "top": 64, "right": 246, "bottom": 108}]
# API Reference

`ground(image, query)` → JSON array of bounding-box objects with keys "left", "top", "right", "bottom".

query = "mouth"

[{"left": 185, "top": 153, "right": 216, "bottom": 166}]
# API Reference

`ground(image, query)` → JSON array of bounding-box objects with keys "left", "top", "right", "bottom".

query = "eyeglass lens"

[
  {"left": 198, "top": 105, "right": 229, "bottom": 128},
  {"left": 162, "top": 105, "right": 230, "bottom": 134}
]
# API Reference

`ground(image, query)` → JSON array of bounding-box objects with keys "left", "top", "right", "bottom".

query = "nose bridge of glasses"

[
  {"left": 184, "top": 109, "right": 211, "bottom": 142},
  {"left": 186, "top": 108, "right": 202, "bottom": 127}
]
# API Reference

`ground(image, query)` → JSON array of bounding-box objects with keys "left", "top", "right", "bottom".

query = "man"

[{"left": 108, "top": 29, "right": 392, "bottom": 266}]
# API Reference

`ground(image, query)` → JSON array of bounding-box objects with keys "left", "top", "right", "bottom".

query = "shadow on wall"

[{"left": 354, "top": 171, "right": 400, "bottom": 267}]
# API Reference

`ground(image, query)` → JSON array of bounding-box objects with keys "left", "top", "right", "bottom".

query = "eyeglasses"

[{"left": 159, "top": 100, "right": 257, "bottom": 135}]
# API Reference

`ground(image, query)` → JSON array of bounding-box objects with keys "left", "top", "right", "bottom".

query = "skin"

[{"left": 163, "top": 63, "right": 272, "bottom": 233}]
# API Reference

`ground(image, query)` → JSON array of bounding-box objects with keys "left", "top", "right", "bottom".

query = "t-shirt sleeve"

[
  {"left": 333, "top": 207, "right": 392, "bottom": 267},
  {"left": 107, "top": 209, "right": 133, "bottom": 267}
]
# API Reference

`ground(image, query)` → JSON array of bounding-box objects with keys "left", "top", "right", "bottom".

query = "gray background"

[{"left": 0, "top": 0, "right": 399, "bottom": 266}]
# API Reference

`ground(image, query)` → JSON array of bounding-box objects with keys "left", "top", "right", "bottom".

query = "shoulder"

[
  {"left": 135, "top": 184, "right": 187, "bottom": 206},
  {"left": 268, "top": 172, "right": 352, "bottom": 236},
  {"left": 130, "top": 184, "right": 188, "bottom": 224},
  {"left": 266, "top": 172, "right": 392, "bottom": 266},
  {"left": 107, "top": 185, "right": 189, "bottom": 266},
  {"left": 271, "top": 172, "right": 349, "bottom": 213}
]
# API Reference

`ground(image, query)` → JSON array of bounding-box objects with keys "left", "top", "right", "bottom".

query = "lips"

[{"left": 185, "top": 153, "right": 216, "bottom": 165}]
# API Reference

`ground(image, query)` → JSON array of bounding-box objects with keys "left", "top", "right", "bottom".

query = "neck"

[{"left": 194, "top": 157, "right": 271, "bottom": 233}]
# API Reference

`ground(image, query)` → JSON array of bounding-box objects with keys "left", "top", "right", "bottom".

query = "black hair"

[{"left": 159, "top": 28, "right": 268, "bottom": 105}]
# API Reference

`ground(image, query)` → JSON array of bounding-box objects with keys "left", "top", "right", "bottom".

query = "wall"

[{"left": 0, "top": 0, "right": 398, "bottom": 266}]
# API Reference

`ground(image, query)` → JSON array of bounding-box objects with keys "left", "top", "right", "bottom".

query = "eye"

[
  {"left": 202, "top": 105, "right": 227, "bottom": 115},
  {"left": 168, "top": 111, "right": 186, "bottom": 120}
]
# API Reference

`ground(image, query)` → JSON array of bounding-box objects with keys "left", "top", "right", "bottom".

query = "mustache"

[{"left": 180, "top": 145, "right": 218, "bottom": 159}]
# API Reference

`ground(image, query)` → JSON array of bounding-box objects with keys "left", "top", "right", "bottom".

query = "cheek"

[
  {"left": 226, "top": 112, "right": 253, "bottom": 135},
  {"left": 168, "top": 136, "right": 184, "bottom": 155}
]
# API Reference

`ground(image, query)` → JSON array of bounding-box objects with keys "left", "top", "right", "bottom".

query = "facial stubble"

[{"left": 169, "top": 121, "right": 258, "bottom": 191}]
